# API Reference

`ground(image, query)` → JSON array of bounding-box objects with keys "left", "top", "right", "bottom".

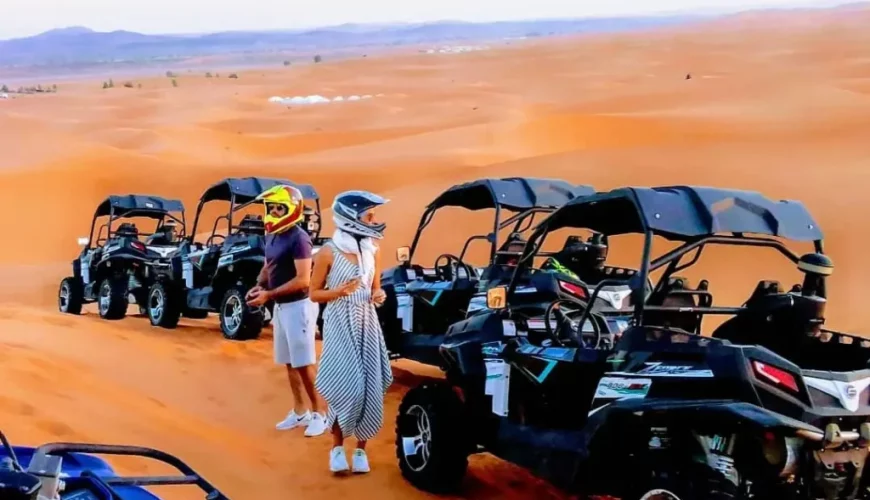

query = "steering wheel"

[
  {"left": 543, "top": 298, "right": 604, "bottom": 349},
  {"left": 434, "top": 253, "right": 476, "bottom": 281}
]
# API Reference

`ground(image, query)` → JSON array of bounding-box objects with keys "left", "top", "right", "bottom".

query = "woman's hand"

[
  {"left": 371, "top": 288, "right": 386, "bottom": 307},
  {"left": 335, "top": 277, "right": 362, "bottom": 297}
]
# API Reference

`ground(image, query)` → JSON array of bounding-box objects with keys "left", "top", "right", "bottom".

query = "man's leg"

[
  {"left": 286, "top": 364, "right": 309, "bottom": 413},
  {"left": 275, "top": 303, "right": 311, "bottom": 430},
  {"left": 298, "top": 364, "right": 322, "bottom": 414},
  {"left": 290, "top": 299, "right": 327, "bottom": 437}
]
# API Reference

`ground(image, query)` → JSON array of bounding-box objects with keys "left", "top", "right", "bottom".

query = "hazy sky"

[{"left": 2, "top": 0, "right": 839, "bottom": 39}]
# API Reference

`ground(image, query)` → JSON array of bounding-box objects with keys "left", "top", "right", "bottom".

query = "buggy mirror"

[
  {"left": 487, "top": 286, "right": 507, "bottom": 310},
  {"left": 396, "top": 246, "right": 410, "bottom": 263},
  {"left": 76, "top": 237, "right": 89, "bottom": 246},
  {"left": 486, "top": 233, "right": 496, "bottom": 243}
]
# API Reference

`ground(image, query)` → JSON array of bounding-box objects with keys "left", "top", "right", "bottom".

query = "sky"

[{"left": 1, "top": 0, "right": 845, "bottom": 39}]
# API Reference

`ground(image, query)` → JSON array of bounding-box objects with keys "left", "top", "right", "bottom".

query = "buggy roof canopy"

[
  {"left": 541, "top": 185, "right": 824, "bottom": 242},
  {"left": 94, "top": 195, "right": 185, "bottom": 219},
  {"left": 427, "top": 177, "right": 595, "bottom": 212},
  {"left": 199, "top": 177, "right": 320, "bottom": 204}
]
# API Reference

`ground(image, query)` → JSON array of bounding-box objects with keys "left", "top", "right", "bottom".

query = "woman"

[{"left": 309, "top": 190, "right": 393, "bottom": 474}]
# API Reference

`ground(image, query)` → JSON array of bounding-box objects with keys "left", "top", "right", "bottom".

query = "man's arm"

[
  {"left": 256, "top": 262, "right": 269, "bottom": 288},
  {"left": 265, "top": 231, "right": 313, "bottom": 300}
]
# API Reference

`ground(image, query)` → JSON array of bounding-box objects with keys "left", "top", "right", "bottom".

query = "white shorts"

[{"left": 273, "top": 298, "right": 318, "bottom": 367}]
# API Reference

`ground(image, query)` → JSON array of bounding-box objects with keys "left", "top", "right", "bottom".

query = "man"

[{"left": 246, "top": 184, "right": 326, "bottom": 437}]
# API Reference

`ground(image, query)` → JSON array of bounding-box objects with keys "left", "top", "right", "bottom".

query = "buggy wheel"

[
  {"left": 625, "top": 464, "right": 737, "bottom": 500},
  {"left": 58, "top": 277, "right": 83, "bottom": 315},
  {"left": 98, "top": 276, "right": 128, "bottom": 320},
  {"left": 395, "top": 382, "right": 469, "bottom": 493},
  {"left": 262, "top": 302, "right": 273, "bottom": 327},
  {"left": 219, "top": 285, "right": 263, "bottom": 341},
  {"left": 148, "top": 282, "right": 181, "bottom": 329}
]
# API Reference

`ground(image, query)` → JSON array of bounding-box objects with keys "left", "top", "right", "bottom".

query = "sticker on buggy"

[
  {"left": 635, "top": 362, "right": 714, "bottom": 378},
  {"left": 594, "top": 377, "right": 652, "bottom": 399},
  {"left": 218, "top": 254, "right": 234, "bottom": 267}
]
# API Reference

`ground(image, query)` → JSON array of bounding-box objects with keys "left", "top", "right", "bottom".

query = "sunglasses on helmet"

[{"left": 265, "top": 202, "right": 287, "bottom": 214}]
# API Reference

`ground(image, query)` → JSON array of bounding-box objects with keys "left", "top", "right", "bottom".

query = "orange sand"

[{"left": 2, "top": 4, "right": 870, "bottom": 498}]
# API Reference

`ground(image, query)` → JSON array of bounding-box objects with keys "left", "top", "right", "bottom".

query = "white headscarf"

[{"left": 331, "top": 228, "right": 377, "bottom": 279}]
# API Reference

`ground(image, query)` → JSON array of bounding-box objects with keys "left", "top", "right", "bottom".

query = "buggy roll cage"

[
  {"left": 26, "top": 442, "right": 228, "bottom": 499},
  {"left": 406, "top": 177, "right": 595, "bottom": 265},
  {"left": 188, "top": 177, "right": 322, "bottom": 245},
  {"left": 87, "top": 195, "right": 187, "bottom": 248},
  {"left": 505, "top": 185, "right": 825, "bottom": 326}
]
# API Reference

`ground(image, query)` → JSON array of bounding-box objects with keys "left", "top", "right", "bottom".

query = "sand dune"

[{"left": 2, "top": 5, "right": 870, "bottom": 498}]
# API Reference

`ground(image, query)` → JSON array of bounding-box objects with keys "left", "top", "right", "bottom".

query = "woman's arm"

[
  {"left": 309, "top": 249, "right": 334, "bottom": 303},
  {"left": 309, "top": 248, "right": 361, "bottom": 303}
]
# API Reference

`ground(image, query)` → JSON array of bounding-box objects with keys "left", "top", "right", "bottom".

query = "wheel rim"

[
  {"left": 99, "top": 281, "right": 111, "bottom": 314},
  {"left": 640, "top": 489, "right": 682, "bottom": 500},
  {"left": 149, "top": 287, "right": 164, "bottom": 321},
  {"left": 59, "top": 282, "right": 70, "bottom": 310},
  {"left": 400, "top": 404, "right": 432, "bottom": 472},
  {"left": 223, "top": 294, "right": 242, "bottom": 334}
]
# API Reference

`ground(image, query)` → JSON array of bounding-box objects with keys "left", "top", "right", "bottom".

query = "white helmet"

[{"left": 332, "top": 190, "right": 389, "bottom": 239}]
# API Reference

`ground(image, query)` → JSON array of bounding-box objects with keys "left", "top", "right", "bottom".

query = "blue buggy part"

[{"left": 0, "top": 433, "right": 228, "bottom": 500}]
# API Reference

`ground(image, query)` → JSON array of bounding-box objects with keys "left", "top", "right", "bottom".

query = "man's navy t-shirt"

[{"left": 264, "top": 225, "right": 312, "bottom": 304}]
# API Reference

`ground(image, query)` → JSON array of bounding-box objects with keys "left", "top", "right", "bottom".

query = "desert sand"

[{"left": 2, "top": 4, "right": 870, "bottom": 499}]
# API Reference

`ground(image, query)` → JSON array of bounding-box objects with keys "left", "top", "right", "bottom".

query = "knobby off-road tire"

[
  {"left": 626, "top": 464, "right": 738, "bottom": 500},
  {"left": 58, "top": 277, "right": 83, "bottom": 315},
  {"left": 219, "top": 284, "right": 263, "bottom": 341},
  {"left": 147, "top": 282, "right": 182, "bottom": 329},
  {"left": 395, "top": 382, "right": 469, "bottom": 493},
  {"left": 98, "top": 276, "right": 128, "bottom": 320}
]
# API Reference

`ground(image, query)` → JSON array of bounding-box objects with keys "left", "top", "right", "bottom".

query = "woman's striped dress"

[{"left": 315, "top": 241, "right": 393, "bottom": 441}]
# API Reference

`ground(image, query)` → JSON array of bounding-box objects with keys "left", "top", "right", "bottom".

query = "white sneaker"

[
  {"left": 329, "top": 446, "right": 349, "bottom": 473},
  {"left": 276, "top": 410, "right": 310, "bottom": 431},
  {"left": 304, "top": 412, "right": 327, "bottom": 437},
  {"left": 351, "top": 449, "right": 370, "bottom": 473}
]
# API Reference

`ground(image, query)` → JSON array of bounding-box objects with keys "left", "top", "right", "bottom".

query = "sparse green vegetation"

[
  {"left": 228, "top": 73, "right": 239, "bottom": 79},
  {"left": 102, "top": 79, "right": 115, "bottom": 89},
  {"left": 205, "top": 72, "right": 213, "bottom": 78},
  {"left": 166, "top": 70, "right": 177, "bottom": 78},
  {"left": 171, "top": 79, "right": 178, "bottom": 87},
  {"left": 314, "top": 54, "right": 322, "bottom": 63},
  {"left": 123, "top": 81, "right": 134, "bottom": 88},
  {"left": 12, "top": 84, "right": 59, "bottom": 94},
  {"left": 138, "top": 83, "right": 142, "bottom": 89},
  {"left": 283, "top": 60, "right": 291, "bottom": 66},
  {"left": 1, "top": 84, "right": 8, "bottom": 93}
]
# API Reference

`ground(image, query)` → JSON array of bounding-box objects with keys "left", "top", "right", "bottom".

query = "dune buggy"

[
  {"left": 377, "top": 177, "right": 595, "bottom": 367},
  {"left": 146, "top": 177, "right": 325, "bottom": 340},
  {"left": 0, "top": 429, "right": 229, "bottom": 499},
  {"left": 395, "top": 185, "right": 870, "bottom": 499},
  {"left": 58, "top": 194, "right": 186, "bottom": 320}
]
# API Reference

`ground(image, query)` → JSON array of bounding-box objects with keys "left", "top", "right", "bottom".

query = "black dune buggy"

[
  {"left": 377, "top": 177, "right": 595, "bottom": 367},
  {"left": 146, "top": 176, "right": 326, "bottom": 340},
  {"left": 0, "top": 428, "right": 229, "bottom": 499},
  {"left": 395, "top": 185, "right": 870, "bottom": 500},
  {"left": 58, "top": 194, "right": 187, "bottom": 320}
]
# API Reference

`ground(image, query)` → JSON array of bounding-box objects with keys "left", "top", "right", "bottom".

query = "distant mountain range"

[
  {"left": 0, "top": 16, "right": 705, "bottom": 68},
  {"left": 2, "top": 2, "right": 864, "bottom": 70}
]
